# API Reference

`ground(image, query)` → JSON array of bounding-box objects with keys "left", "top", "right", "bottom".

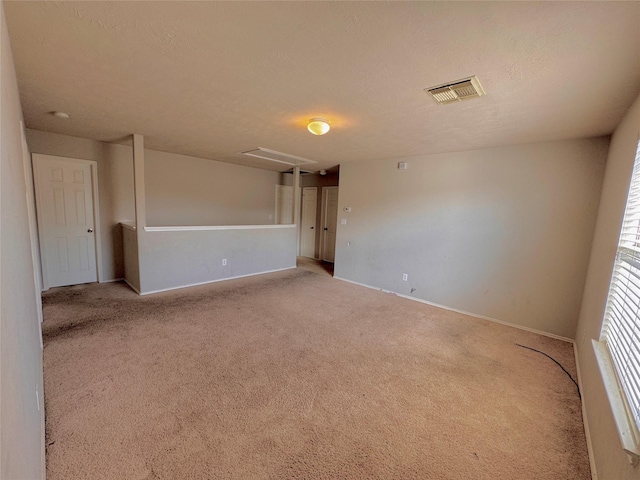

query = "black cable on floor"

[{"left": 515, "top": 343, "right": 581, "bottom": 399}]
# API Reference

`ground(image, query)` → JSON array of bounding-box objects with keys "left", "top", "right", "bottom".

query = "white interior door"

[
  {"left": 300, "top": 187, "right": 317, "bottom": 258},
  {"left": 33, "top": 155, "right": 98, "bottom": 289},
  {"left": 321, "top": 186, "right": 339, "bottom": 263}
]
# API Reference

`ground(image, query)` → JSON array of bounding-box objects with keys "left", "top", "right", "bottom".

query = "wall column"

[
  {"left": 293, "top": 165, "right": 301, "bottom": 256},
  {"left": 132, "top": 133, "right": 146, "bottom": 291}
]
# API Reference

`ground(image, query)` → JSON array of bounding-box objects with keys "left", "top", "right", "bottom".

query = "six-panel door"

[{"left": 33, "top": 155, "right": 98, "bottom": 289}]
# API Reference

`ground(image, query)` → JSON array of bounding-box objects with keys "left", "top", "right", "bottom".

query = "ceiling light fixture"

[
  {"left": 52, "top": 111, "right": 70, "bottom": 119},
  {"left": 307, "top": 118, "right": 330, "bottom": 135}
]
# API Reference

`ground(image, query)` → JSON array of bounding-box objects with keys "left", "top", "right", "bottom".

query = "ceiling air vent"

[{"left": 425, "top": 76, "right": 485, "bottom": 105}]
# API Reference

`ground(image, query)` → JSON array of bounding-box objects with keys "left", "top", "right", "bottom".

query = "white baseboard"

[
  {"left": 139, "top": 266, "right": 297, "bottom": 296},
  {"left": 574, "top": 343, "right": 598, "bottom": 480},
  {"left": 42, "top": 277, "right": 123, "bottom": 290},
  {"left": 100, "top": 277, "right": 124, "bottom": 284},
  {"left": 333, "top": 276, "right": 574, "bottom": 343}
]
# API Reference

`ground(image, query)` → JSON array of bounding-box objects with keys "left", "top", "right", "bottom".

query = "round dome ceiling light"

[
  {"left": 307, "top": 118, "right": 330, "bottom": 135},
  {"left": 52, "top": 111, "right": 70, "bottom": 119}
]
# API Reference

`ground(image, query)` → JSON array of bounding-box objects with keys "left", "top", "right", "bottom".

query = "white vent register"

[{"left": 425, "top": 76, "right": 485, "bottom": 105}]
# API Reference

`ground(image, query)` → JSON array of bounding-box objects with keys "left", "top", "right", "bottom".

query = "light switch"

[{"left": 341, "top": 218, "right": 347, "bottom": 225}]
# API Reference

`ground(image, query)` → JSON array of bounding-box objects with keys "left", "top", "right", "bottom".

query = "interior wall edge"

[{"left": 0, "top": 2, "right": 46, "bottom": 477}]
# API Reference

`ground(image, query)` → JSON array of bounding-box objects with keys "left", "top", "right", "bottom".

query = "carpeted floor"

[
  {"left": 296, "top": 257, "right": 334, "bottom": 277},
  {"left": 42, "top": 268, "right": 590, "bottom": 479}
]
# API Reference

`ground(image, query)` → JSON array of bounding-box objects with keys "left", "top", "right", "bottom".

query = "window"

[{"left": 597, "top": 139, "right": 640, "bottom": 463}]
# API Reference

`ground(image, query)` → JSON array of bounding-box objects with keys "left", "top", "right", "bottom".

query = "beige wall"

[
  {"left": 576, "top": 92, "right": 640, "bottom": 480},
  {"left": 1, "top": 4, "right": 45, "bottom": 478},
  {"left": 26, "top": 129, "right": 135, "bottom": 281},
  {"left": 138, "top": 227, "right": 297, "bottom": 294},
  {"left": 25, "top": 130, "right": 283, "bottom": 281},
  {"left": 334, "top": 138, "right": 609, "bottom": 339},
  {"left": 122, "top": 225, "right": 140, "bottom": 293},
  {"left": 145, "top": 150, "right": 280, "bottom": 226}
]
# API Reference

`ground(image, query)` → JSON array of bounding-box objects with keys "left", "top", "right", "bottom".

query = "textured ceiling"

[{"left": 4, "top": 1, "right": 640, "bottom": 171}]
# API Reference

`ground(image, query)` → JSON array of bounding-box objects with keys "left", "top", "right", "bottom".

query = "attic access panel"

[{"left": 241, "top": 148, "right": 318, "bottom": 167}]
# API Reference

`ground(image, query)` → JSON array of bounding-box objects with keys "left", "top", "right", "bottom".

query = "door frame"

[
  {"left": 300, "top": 186, "right": 318, "bottom": 259},
  {"left": 320, "top": 186, "right": 338, "bottom": 262},
  {"left": 32, "top": 153, "right": 103, "bottom": 290}
]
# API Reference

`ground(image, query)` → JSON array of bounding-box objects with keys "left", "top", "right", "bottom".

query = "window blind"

[{"left": 602, "top": 139, "right": 640, "bottom": 435}]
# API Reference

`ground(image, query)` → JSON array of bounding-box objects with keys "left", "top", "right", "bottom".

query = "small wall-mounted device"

[
  {"left": 344, "top": 206, "right": 352, "bottom": 212},
  {"left": 398, "top": 162, "right": 408, "bottom": 170}
]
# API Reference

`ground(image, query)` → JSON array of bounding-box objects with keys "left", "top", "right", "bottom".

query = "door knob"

[{"left": 87, "top": 228, "right": 94, "bottom": 233}]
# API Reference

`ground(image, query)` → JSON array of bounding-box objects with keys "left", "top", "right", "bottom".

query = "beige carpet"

[
  {"left": 296, "top": 256, "right": 334, "bottom": 276},
  {"left": 42, "top": 268, "right": 590, "bottom": 479}
]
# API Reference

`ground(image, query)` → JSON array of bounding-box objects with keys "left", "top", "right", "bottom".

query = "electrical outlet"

[
  {"left": 222, "top": 259, "right": 227, "bottom": 266},
  {"left": 402, "top": 273, "right": 408, "bottom": 282}
]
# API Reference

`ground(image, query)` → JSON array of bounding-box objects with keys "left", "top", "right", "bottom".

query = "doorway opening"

[
  {"left": 296, "top": 168, "right": 339, "bottom": 268},
  {"left": 296, "top": 256, "right": 334, "bottom": 277}
]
